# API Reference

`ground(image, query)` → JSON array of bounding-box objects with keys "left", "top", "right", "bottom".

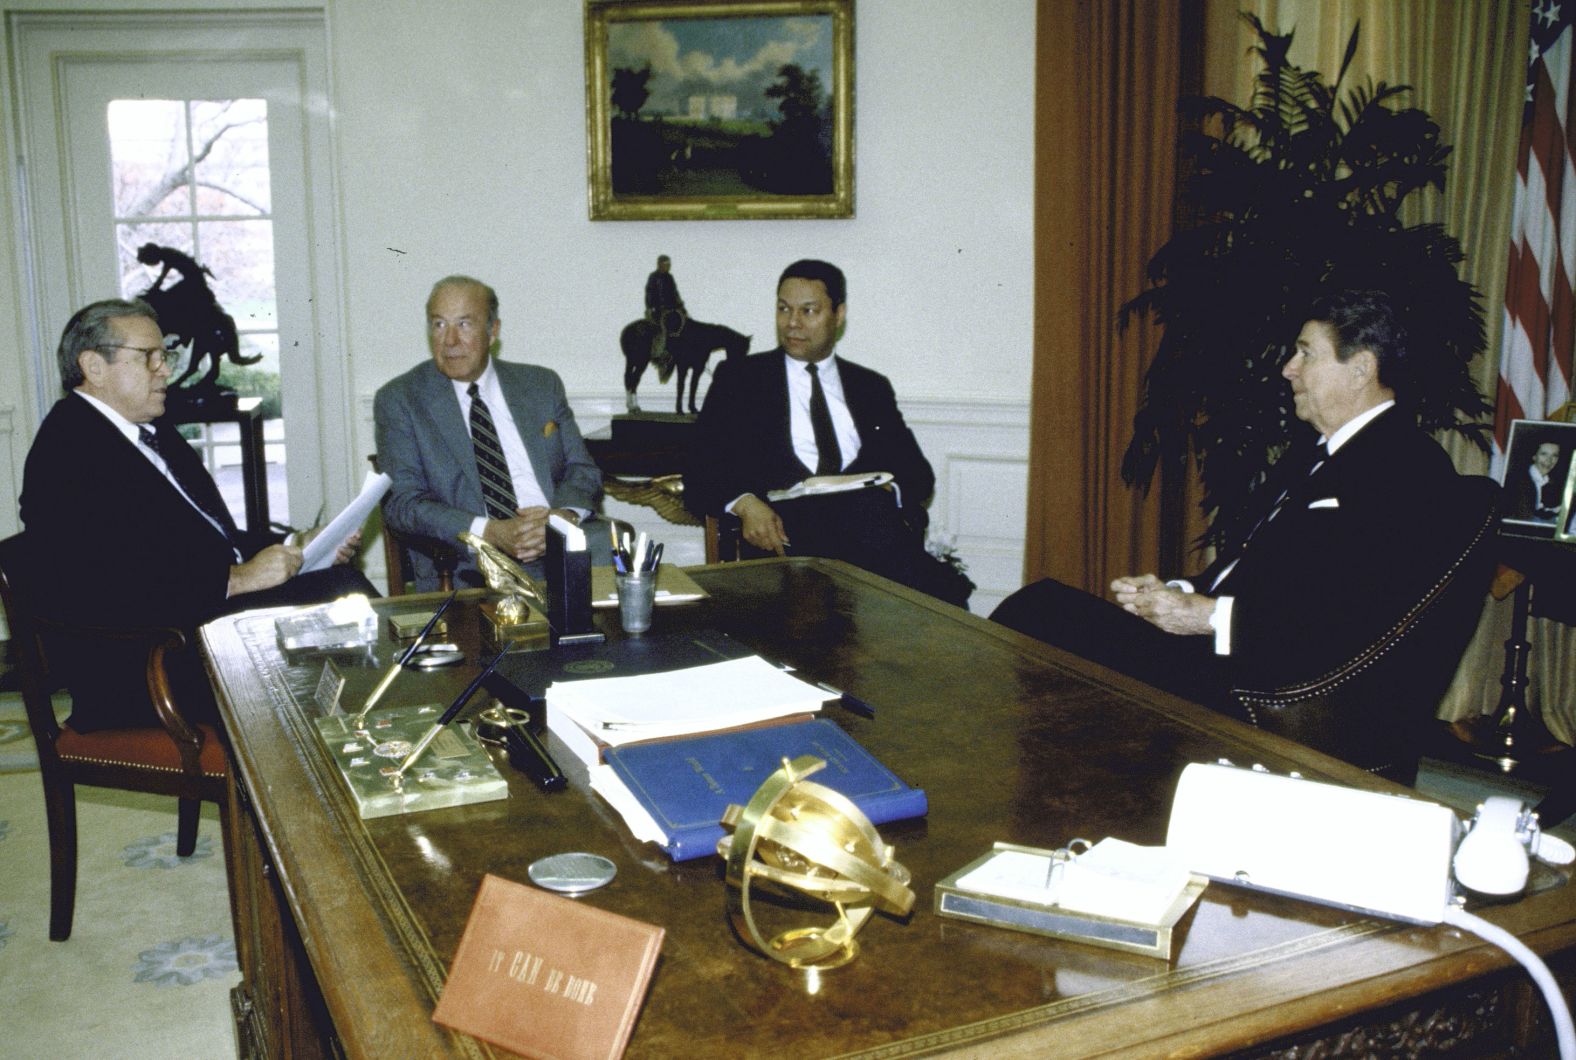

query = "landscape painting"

[{"left": 585, "top": 0, "right": 854, "bottom": 220}]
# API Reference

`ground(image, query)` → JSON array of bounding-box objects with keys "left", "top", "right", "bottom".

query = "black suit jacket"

[
  {"left": 683, "top": 349, "right": 935, "bottom": 518},
  {"left": 19, "top": 393, "right": 276, "bottom": 729},
  {"left": 1201, "top": 407, "right": 1462, "bottom": 689}
]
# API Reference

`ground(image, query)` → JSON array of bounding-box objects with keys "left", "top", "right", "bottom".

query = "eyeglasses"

[{"left": 96, "top": 344, "right": 184, "bottom": 372}]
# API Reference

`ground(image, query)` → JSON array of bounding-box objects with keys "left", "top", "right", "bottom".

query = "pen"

[
  {"left": 392, "top": 640, "right": 516, "bottom": 779},
  {"left": 816, "top": 681, "right": 876, "bottom": 719},
  {"left": 351, "top": 591, "right": 456, "bottom": 727},
  {"left": 502, "top": 718, "right": 567, "bottom": 792}
]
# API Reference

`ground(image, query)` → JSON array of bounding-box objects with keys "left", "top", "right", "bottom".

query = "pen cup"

[{"left": 614, "top": 571, "right": 658, "bottom": 633}]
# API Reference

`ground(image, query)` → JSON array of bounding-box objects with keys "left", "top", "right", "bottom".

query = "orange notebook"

[{"left": 433, "top": 873, "right": 664, "bottom": 1060}]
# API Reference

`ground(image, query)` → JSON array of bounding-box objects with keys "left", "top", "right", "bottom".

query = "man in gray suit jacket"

[{"left": 374, "top": 276, "right": 603, "bottom": 590}]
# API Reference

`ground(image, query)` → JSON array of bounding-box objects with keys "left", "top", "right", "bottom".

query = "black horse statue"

[
  {"left": 135, "top": 243, "right": 257, "bottom": 409},
  {"left": 620, "top": 317, "right": 751, "bottom": 414}
]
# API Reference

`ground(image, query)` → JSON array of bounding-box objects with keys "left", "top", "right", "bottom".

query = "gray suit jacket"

[{"left": 374, "top": 359, "right": 602, "bottom": 588}]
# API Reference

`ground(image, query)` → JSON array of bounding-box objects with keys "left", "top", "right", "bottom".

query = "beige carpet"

[{"left": 0, "top": 766, "right": 238, "bottom": 1058}]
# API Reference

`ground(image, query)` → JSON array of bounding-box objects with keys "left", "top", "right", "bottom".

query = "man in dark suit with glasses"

[{"left": 19, "top": 297, "right": 370, "bottom": 732}]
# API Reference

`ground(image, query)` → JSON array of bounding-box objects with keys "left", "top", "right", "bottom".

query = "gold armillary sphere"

[{"left": 718, "top": 755, "right": 914, "bottom": 970}]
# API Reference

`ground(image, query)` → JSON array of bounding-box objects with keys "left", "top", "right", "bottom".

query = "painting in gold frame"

[{"left": 585, "top": 0, "right": 854, "bottom": 221}]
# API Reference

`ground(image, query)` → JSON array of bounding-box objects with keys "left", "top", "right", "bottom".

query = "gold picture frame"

[{"left": 585, "top": 0, "right": 854, "bottom": 221}]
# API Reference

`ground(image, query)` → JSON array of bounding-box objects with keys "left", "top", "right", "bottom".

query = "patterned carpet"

[{"left": 0, "top": 756, "right": 238, "bottom": 1058}]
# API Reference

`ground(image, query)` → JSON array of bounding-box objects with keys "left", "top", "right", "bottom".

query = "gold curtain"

[
  {"left": 1202, "top": 0, "right": 1529, "bottom": 475},
  {"left": 1027, "top": 0, "right": 1193, "bottom": 593}
]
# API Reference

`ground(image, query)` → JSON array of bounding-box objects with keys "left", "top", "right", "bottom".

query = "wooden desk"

[{"left": 201, "top": 560, "right": 1576, "bottom": 1058}]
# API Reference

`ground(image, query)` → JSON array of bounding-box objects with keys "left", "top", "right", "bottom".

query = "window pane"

[
  {"left": 117, "top": 220, "right": 194, "bottom": 299},
  {"left": 108, "top": 99, "right": 191, "bottom": 217},
  {"left": 198, "top": 220, "right": 276, "bottom": 329},
  {"left": 191, "top": 100, "right": 271, "bottom": 216}
]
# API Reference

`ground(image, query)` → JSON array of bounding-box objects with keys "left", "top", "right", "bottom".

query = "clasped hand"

[
  {"left": 1110, "top": 573, "right": 1215, "bottom": 636},
  {"left": 484, "top": 506, "right": 578, "bottom": 563}
]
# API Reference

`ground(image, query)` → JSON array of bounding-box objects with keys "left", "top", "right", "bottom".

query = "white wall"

[{"left": 0, "top": 0, "right": 1035, "bottom": 613}]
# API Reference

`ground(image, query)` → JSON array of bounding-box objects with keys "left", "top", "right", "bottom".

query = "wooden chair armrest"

[{"left": 34, "top": 616, "right": 209, "bottom": 762}]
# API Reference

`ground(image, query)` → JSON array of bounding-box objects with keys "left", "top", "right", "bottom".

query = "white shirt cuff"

[
  {"left": 1210, "top": 596, "right": 1234, "bottom": 655},
  {"left": 468, "top": 515, "right": 489, "bottom": 543}
]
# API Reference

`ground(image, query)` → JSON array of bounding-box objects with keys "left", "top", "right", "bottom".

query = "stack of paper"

[{"left": 546, "top": 656, "right": 825, "bottom": 768}]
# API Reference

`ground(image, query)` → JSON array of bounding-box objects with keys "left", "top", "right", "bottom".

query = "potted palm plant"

[{"left": 1122, "top": 14, "right": 1491, "bottom": 550}]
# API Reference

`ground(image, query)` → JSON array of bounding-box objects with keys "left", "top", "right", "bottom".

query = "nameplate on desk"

[
  {"left": 314, "top": 660, "right": 345, "bottom": 715},
  {"left": 433, "top": 873, "right": 664, "bottom": 1060}
]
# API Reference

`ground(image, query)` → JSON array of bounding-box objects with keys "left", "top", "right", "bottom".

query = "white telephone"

[{"left": 1165, "top": 762, "right": 1576, "bottom": 1058}]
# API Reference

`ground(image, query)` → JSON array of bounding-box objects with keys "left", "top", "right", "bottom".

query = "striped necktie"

[
  {"left": 807, "top": 362, "right": 842, "bottom": 475},
  {"left": 469, "top": 383, "right": 518, "bottom": 520}
]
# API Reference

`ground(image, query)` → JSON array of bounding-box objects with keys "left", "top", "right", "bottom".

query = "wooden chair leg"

[
  {"left": 175, "top": 797, "right": 201, "bottom": 857},
  {"left": 41, "top": 777, "right": 77, "bottom": 941}
]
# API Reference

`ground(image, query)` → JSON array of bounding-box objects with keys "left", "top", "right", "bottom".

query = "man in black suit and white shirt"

[
  {"left": 19, "top": 298, "right": 368, "bottom": 731},
  {"left": 995, "top": 289, "right": 1470, "bottom": 709},
  {"left": 685, "top": 259, "right": 964, "bottom": 603}
]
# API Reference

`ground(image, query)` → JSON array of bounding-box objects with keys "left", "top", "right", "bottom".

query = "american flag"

[{"left": 1494, "top": 0, "right": 1576, "bottom": 472}]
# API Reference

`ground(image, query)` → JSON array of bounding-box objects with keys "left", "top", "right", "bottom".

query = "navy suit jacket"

[
  {"left": 19, "top": 392, "right": 281, "bottom": 729},
  {"left": 1202, "top": 407, "right": 1462, "bottom": 688},
  {"left": 374, "top": 359, "right": 602, "bottom": 589},
  {"left": 683, "top": 349, "right": 934, "bottom": 518}
]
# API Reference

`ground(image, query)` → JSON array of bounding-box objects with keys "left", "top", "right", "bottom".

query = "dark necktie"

[
  {"left": 807, "top": 363, "right": 842, "bottom": 475},
  {"left": 469, "top": 383, "right": 518, "bottom": 520},
  {"left": 1213, "top": 441, "right": 1328, "bottom": 591},
  {"left": 137, "top": 424, "right": 238, "bottom": 548}
]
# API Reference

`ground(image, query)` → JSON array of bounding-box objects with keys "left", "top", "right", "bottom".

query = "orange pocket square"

[{"left": 543, "top": 420, "right": 558, "bottom": 438}]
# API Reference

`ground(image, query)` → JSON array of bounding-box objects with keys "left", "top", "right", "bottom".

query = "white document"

[
  {"left": 766, "top": 471, "right": 894, "bottom": 502},
  {"left": 954, "top": 840, "right": 1193, "bottom": 923},
  {"left": 589, "top": 764, "right": 668, "bottom": 845},
  {"left": 546, "top": 656, "right": 825, "bottom": 747},
  {"left": 301, "top": 471, "right": 392, "bottom": 573}
]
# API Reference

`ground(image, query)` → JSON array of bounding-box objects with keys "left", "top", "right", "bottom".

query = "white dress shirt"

[
  {"left": 454, "top": 361, "right": 551, "bottom": 540},
  {"left": 786, "top": 353, "right": 862, "bottom": 474}
]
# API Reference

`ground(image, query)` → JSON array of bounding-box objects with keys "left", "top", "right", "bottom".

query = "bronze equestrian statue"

[
  {"left": 136, "top": 243, "right": 258, "bottom": 407},
  {"left": 620, "top": 317, "right": 751, "bottom": 414}
]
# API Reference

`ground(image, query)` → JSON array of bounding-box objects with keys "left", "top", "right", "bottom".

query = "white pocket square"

[{"left": 1308, "top": 497, "right": 1340, "bottom": 509}]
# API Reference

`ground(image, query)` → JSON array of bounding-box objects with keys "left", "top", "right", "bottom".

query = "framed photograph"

[
  {"left": 1500, "top": 419, "right": 1576, "bottom": 539},
  {"left": 1557, "top": 459, "right": 1576, "bottom": 543},
  {"left": 584, "top": 0, "right": 854, "bottom": 221}
]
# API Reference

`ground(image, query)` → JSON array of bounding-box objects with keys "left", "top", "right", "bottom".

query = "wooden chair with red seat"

[{"left": 0, "top": 532, "right": 228, "bottom": 941}]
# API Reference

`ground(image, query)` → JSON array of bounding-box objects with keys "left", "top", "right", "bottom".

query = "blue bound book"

[{"left": 603, "top": 718, "right": 927, "bottom": 862}]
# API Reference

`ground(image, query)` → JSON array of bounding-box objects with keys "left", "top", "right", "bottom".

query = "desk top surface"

[{"left": 201, "top": 559, "right": 1576, "bottom": 1059}]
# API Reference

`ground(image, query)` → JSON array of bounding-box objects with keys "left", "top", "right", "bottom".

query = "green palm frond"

[{"left": 1120, "top": 13, "right": 1490, "bottom": 553}]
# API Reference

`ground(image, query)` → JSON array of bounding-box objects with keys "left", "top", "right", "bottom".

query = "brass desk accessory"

[
  {"left": 718, "top": 755, "right": 913, "bottom": 970},
  {"left": 312, "top": 628, "right": 512, "bottom": 819},
  {"left": 348, "top": 591, "right": 455, "bottom": 733},
  {"left": 458, "top": 531, "right": 553, "bottom": 650},
  {"left": 386, "top": 640, "right": 516, "bottom": 786}
]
